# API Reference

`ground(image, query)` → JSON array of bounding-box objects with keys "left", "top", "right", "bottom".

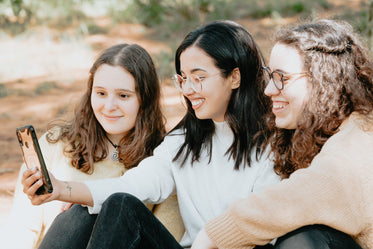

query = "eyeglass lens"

[
  {"left": 173, "top": 74, "right": 202, "bottom": 92},
  {"left": 263, "top": 69, "right": 283, "bottom": 90}
]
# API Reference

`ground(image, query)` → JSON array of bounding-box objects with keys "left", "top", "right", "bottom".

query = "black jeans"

[
  {"left": 38, "top": 193, "right": 183, "bottom": 249},
  {"left": 273, "top": 225, "right": 362, "bottom": 249},
  {"left": 39, "top": 193, "right": 362, "bottom": 249}
]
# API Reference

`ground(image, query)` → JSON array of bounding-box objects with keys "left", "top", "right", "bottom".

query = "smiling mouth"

[
  {"left": 103, "top": 114, "right": 122, "bottom": 120},
  {"left": 273, "top": 104, "right": 286, "bottom": 109},
  {"left": 191, "top": 99, "right": 204, "bottom": 106}
]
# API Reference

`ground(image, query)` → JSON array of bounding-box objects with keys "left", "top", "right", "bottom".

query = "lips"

[
  {"left": 272, "top": 101, "right": 288, "bottom": 113},
  {"left": 273, "top": 104, "right": 286, "bottom": 109},
  {"left": 189, "top": 98, "right": 205, "bottom": 110},
  {"left": 102, "top": 114, "right": 123, "bottom": 121},
  {"left": 191, "top": 99, "right": 204, "bottom": 106}
]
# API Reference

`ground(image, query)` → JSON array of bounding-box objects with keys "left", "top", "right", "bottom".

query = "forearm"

[
  {"left": 205, "top": 161, "right": 363, "bottom": 249},
  {"left": 56, "top": 180, "right": 93, "bottom": 206}
]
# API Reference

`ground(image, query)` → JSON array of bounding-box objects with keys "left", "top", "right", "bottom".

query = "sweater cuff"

[
  {"left": 84, "top": 181, "right": 102, "bottom": 214},
  {"left": 205, "top": 211, "right": 253, "bottom": 249}
]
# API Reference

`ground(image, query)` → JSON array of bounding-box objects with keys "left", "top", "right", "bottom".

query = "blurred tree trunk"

[{"left": 369, "top": 0, "right": 373, "bottom": 51}]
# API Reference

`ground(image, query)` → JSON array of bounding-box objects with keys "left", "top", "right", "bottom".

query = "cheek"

[
  {"left": 122, "top": 99, "right": 140, "bottom": 117},
  {"left": 90, "top": 96, "right": 98, "bottom": 111},
  {"left": 203, "top": 79, "right": 231, "bottom": 99},
  {"left": 291, "top": 80, "right": 311, "bottom": 110},
  {"left": 300, "top": 83, "right": 312, "bottom": 108},
  {"left": 90, "top": 96, "right": 102, "bottom": 112}
]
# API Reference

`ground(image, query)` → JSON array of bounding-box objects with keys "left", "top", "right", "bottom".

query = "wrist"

[{"left": 57, "top": 180, "right": 71, "bottom": 201}]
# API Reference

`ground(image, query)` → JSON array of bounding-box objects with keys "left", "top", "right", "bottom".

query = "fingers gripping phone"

[{"left": 16, "top": 125, "right": 53, "bottom": 195}]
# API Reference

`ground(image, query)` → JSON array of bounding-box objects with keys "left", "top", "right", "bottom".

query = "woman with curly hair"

[
  {"left": 0, "top": 43, "right": 184, "bottom": 249},
  {"left": 193, "top": 19, "right": 373, "bottom": 249}
]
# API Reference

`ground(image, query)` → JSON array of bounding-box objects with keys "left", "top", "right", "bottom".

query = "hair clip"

[{"left": 346, "top": 40, "right": 352, "bottom": 51}]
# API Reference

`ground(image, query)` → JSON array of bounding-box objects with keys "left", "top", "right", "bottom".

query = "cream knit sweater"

[{"left": 206, "top": 112, "right": 373, "bottom": 249}]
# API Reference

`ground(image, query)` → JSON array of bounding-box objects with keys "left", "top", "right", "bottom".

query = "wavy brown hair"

[
  {"left": 266, "top": 19, "right": 373, "bottom": 178},
  {"left": 46, "top": 44, "right": 165, "bottom": 173}
]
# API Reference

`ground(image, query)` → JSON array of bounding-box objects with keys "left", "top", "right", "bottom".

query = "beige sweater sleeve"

[{"left": 205, "top": 154, "right": 365, "bottom": 249}]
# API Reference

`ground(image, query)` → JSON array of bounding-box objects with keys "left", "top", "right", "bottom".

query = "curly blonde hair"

[
  {"left": 266, "top": 19, "right": 373, "bottom": 178},
  {"left": 46, "top": 44, "right": 165, "bottom": 173}
]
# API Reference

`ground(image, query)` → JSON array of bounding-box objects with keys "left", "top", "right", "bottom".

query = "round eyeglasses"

[
  {"left": 262, "top": 66, "right": 307, "bottom": 90},
  {"left": 172, "top": 72, "right": 221, "bottom": 93}
]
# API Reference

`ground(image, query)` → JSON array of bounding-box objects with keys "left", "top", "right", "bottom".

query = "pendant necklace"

[{"left": 106, "top": 137, "right": 119, "bottom": 161}]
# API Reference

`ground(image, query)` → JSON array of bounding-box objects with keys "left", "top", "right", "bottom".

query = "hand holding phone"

[{"left": 16, "top": 125, "right": 53, "bottom": 195}]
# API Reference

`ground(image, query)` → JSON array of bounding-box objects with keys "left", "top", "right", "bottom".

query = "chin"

[
  {"left": 275, "top": 119, "right": 296, "bottom": 130},
  {"left": 194, "top": 112, "right": 209, "bottom": 120}
]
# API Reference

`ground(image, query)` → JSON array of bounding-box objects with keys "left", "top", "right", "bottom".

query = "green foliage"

[
  {"left": 86, "top": 22, "right": 109, "bottom": 35},
  {"left": 0, "top": 0, "right": 95, "bottom": 35},
  {"left": 0, "top": 84, "right": 9, "bottom": 98},
  {"left": 0, "top": 0, "right": 371, "bottom": 80},
  {"left": 34, "top": 81, "right": 59, "bottom": 95},
  {"left": 154, "top": 50, "right": 175, "bottom": 82},
  {"left": 369, "top": 0, "right": 373, "bottom": 51},
  {"left": 134, "top": 0, "right": 166, "bottom": 27},
  {"left": 248, "top": 0, "right": 330, "bottom": 19},
  {"left": 336, "top": 4, "right": 371, "bottom": 49},
  {"left": 10, "top": 0, "right": 23, "bottom": 16}
]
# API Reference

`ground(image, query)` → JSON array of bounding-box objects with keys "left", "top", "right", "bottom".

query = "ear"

[{"left": 230, "top": 67, "right": 241, "bottom": 89}]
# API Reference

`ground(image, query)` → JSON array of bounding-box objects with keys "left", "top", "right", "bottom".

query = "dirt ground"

[{"left": 0, "top": 1, "right": 366, "bottom": 228}]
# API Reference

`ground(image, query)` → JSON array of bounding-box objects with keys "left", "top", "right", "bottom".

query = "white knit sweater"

[{"left": 85, "top": 121, "right": 281, "bottom": 248}]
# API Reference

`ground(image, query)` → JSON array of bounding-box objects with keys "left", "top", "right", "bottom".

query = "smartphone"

[{"left": 16, "top": 125, "right": 53, "bottom": 195}]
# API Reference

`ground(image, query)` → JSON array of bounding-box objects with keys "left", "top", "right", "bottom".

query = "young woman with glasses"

[
  {"left": 20, "top": 20, "right": 280, "bottom": 249},
  {"left": 193, "top": 19, "right": 373, "bottom": 249}
]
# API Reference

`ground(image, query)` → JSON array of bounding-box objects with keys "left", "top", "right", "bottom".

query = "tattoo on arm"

[{"left": 64, "top": 181, "right": 72, "bottom": 197}]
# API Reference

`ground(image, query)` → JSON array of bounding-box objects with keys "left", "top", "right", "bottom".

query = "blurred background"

[{"left": 0, "top": 0, "right": 372, "bottom": 225}]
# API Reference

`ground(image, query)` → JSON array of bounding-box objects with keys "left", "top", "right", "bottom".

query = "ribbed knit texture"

[
  {"left": 86, "top": 121, "right": 281, "bottom": 248},
  {"left": 205, "top": 112, "right": 373, "bottom": 249}
]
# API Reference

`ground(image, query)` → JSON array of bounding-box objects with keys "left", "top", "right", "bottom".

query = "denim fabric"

[
  {"left": 255, "top": 244, "right": 274, "bottom": 248},
  {"left": 38, "top": 204, "right": 97, "bottom": 249},
  {"left": 274, "top": 225, "right": 362, "bottom": 249},
  {"left": 39, "top": 193, "right": 183, "bottom": 249}
]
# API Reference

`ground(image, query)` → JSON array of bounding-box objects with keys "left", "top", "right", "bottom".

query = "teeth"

[
  {"left": 191, "top": 99, "right": 204, "bottom": 106},
  {"left": 273, "top": 104, "right": 285, "bottom": 109}
]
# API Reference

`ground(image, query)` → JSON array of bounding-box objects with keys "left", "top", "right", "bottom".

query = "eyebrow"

[
  {"left": 180, "top": 68, "right": 207, "bottom": 74},
  {"left": 93, "top": 86, "right": 136, "bottom": 93},
  {"left": 270, "top": 68, "right": 289, "bottom": 74}
]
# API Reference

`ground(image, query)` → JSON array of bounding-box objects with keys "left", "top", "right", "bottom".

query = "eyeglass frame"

[
  {"left": 262, "top": 66, "right": 308, "bottom": 90},
  {"left": 172, "top": 72, "right": 221, "bottom": 93}
]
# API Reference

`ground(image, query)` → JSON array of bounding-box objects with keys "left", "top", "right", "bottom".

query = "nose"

[
  {"left": 104, "top": 95, "right": 117, "bottom": 111},
  {"left": 264, "top": 79, "right": 280, "bottom": 97},
  {"left": 181, "top": 78, "right": 196, "bottom": 96}
]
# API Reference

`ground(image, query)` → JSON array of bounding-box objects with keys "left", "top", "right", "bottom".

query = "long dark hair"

[
  {"left": 47, "top": 44, "right": 165, "bottom": 173},
  {"left": 266, "top": 19, "right": 373, "bottom": 178},
  {"left": 172, "top": 20, "right": 270, "bottom": 169}
]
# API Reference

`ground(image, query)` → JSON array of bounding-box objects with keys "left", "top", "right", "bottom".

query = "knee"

[
  {"left": 274, "top": 225, "right": 330, "bottom": 249},
  {"left": 55, "top": 204, "right": 90, "bottom": 222},
  {"left": 102, "top": 193, "right": 144, "bottom": 211}
]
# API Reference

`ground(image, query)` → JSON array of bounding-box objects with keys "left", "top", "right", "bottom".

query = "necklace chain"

[
  {"left": 106, "top": 136, "right": 119, "bottom": 161},
  {"left": 106, "top": 136, "right": 118, "bottom": 148}
]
